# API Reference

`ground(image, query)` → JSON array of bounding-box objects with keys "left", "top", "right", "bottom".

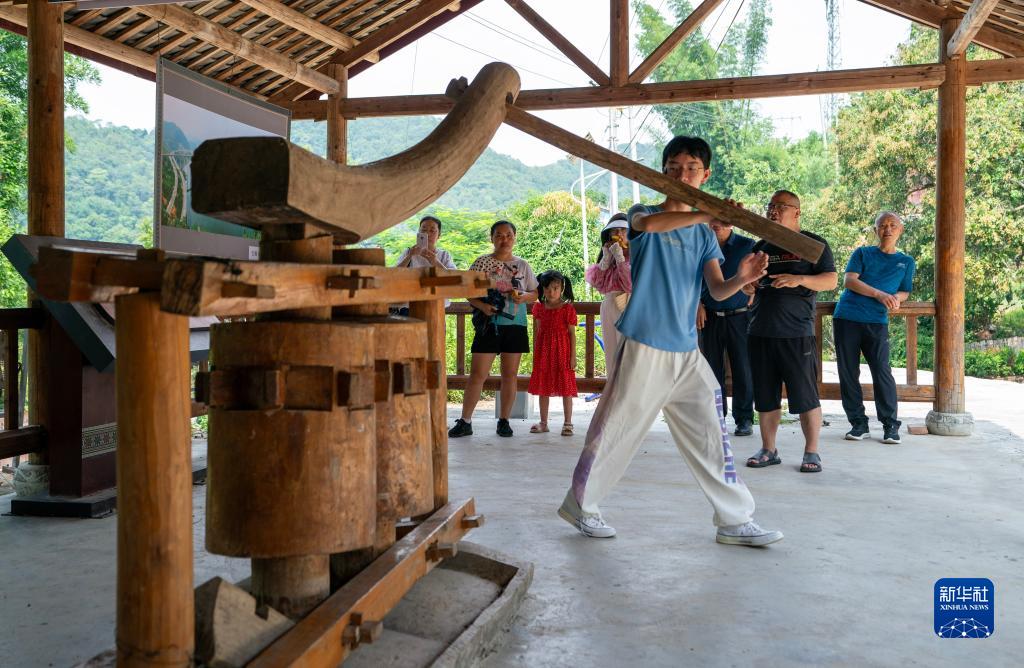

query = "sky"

[{"left": 77, "top": 0, "right": 914, "bottom": 166}]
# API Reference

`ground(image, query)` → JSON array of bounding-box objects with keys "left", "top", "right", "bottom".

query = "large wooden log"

[
  {"left": 190, "top": 62, "right": 520, "bottom": 243},
  {"left": 115, "top": 293, "right": 192, "bottom": 666},
  {"left": 204, "top": 320, "right": 378, "bottom": 616},
  {"left": 933, "top": 18, "right": 969, "bottom": 417},
  {"left": 502, "top": 104, "right": 825, "bottom": 262}
]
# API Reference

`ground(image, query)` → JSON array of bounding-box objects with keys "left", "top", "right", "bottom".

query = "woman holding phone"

[
  {"left": 396, "top": 215, "right": 457, "bottom": 271},
  {"left": 393, "top": 215, "right": 458, "bottom": 315}
]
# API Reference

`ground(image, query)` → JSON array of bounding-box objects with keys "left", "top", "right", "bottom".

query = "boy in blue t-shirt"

[
  {"left": 834, "top": 211, "right": 916, "bottom": 444},
  {"left": 558, "top": 136, "right": 784, "bottom": 547}
]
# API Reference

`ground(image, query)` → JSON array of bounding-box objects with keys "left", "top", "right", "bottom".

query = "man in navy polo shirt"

[
  {"left": 698, "top": 219, "right": 757, "bottom": 437},
  {"left": 834, "top": 211, "right": 916, "bottom": 444}
]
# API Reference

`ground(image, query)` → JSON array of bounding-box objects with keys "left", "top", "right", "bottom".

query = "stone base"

[
  {"left": 12, "top": 462, "right": 49, "bottom": 497},
  {"left": 926, "top": 410, "right": 975, "bottom": 436}
]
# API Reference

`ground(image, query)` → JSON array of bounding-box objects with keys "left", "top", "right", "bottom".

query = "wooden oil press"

[{"left": 36, "top": 62, "right": 519, "bottom": 667}]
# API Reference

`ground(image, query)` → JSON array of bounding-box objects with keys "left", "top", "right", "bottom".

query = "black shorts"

[
  {"left": 749, "top": 335, "right": 820, "bottom": 414},
  {"left": 470, "top": 324, "right": 530, "bottom": 354}
]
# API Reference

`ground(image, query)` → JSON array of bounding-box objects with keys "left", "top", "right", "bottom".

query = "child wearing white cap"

[{"left": 585, "top": 213, "right": 632, "bottom": 380}]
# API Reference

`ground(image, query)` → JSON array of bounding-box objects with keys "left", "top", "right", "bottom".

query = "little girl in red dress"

[{"left": 529, "top": 271, "right": 578, "bottom": 436}]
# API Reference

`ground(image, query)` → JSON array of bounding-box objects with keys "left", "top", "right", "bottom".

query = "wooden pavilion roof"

[{"left": 1, "top": 1, "right": 1024, "bottom": 111}]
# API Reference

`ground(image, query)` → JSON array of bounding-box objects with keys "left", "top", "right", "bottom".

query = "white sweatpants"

[
  {"left": 569, "top": 338, "right": 755, "bottom": 527},
  {"left": 599, "top": 293, "right": 626, "bottom": 381}
]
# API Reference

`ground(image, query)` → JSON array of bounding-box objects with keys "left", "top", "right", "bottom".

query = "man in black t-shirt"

[{"left": 743, "top": 190, "right": 837, "bottom": 473}]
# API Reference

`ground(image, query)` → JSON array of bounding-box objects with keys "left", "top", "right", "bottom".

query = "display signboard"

[{"left": 155, "top": 59, "right": 290, "bottom": 260}]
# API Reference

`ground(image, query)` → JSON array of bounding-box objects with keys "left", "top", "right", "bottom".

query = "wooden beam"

[
  {"left": 0, "top": 426, "right": 45, "bottom": 460},
  {"left": 502, "top": 104, "right": 825, "bottom": 261},
  {"left": 629, "top": 0, "right": 725, "bottom": 84},
  {"left": 966, "top": 55, "right": 1024, "bottom": 85},
  {"left": 610, "top": 0, "right": 628, "bottom": 86},
  {"left": 947, "top": 0, "right": 1000, "bottom": 57},
  {"left": 249, "top": 499, "right": 477, "bottom": 667},
  {"left": 135, "top": 3, "right": 341, "bottom": 93},
  {"left": 505, "top": 0, "right": 608, "bottom": 85},
  {"left": 0, "top": 5, "right": 155, "bottom": 73},
  {"left": 331, "top": 0, "right": 458, "bottom": 67},
  {"left": 27, "top": 0, "right": 64, "bottom": 232},
  {"left": 289, "top": 62, "right": 948, "bottom": 120},
  {"left": 857, "top": 0, "right": 1024, "bottom": 57}
]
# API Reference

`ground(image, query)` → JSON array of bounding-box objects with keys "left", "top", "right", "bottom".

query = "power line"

[
  {"left": 462, "top": 13, "right": 579, "bottom": 70},
  {"left": 429, "top": 31, "right": 581, "bottom": 88},
  {"left": 465, "top": 11, "right": 568, "bottom": 61}
]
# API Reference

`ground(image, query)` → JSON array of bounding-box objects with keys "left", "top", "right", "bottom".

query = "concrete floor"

[{"left": 2, "top": 365, "right": 1023, "bottom": 667}]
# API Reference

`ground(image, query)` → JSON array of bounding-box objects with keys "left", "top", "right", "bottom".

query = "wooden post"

[
  {"left": 408, "top": 299, "right": 448, "bottom": 509},
  {"left": 327, "top": 63, "right": 348, "bottom": 164},
  {"left": 115, "top": 293, "right": 193, "bottom": 667},
  {"left": 928, "top": 18, "right": 973, "bottom": 436},
  {"left": 25, "top": 0, "right": 64, "bottom": 469}
]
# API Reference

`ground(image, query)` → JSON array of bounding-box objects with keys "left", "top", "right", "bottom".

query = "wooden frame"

[
  {"left": 504, "top": 0, "right": 609, "bottom": 85},
  {"left": 860, "top": 0, "right": 1024, "bottom": 57},
  {"left": 947, "top": 0, "right": 1002, "bottom": 57},
  {"left": 629, "top": 0, "right": 726, "bottom": 84}
]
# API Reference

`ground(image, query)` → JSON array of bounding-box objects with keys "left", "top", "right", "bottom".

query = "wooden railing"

[
  {"left": 446, "top": 300, "right": 937, "bottom": 402},
  {"left": 0, "top": 307, "right": 46, "bottom": 460}
]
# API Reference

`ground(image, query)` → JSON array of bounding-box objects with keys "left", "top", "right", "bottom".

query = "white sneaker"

[
  {"left": 716, "top": 521, "right": 783, "bottom": 547},
  {"left": 558, "top": 504, "right": 616, "bottom": 538}
]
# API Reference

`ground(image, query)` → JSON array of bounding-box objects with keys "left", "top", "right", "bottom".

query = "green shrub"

[
  {"left": 964, "top": 347, "right": 1015, "bottom": 378},
  {"left": 994, "top": 308, "right": 1024, "bottom": 339}
]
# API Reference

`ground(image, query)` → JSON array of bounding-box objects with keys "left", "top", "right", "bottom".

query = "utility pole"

[
  {"left": 608, "top": 108, "right": 619, "bottom": 215},
  {"left": 627, "top": 107, "right": 640, "bottom": 204}
]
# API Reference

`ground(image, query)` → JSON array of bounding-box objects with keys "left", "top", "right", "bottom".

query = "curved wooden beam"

[{"left": 190, "top": 62, "right": 520, "bottom": 244}]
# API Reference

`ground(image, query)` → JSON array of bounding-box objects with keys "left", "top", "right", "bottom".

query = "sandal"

[
  {"left": 746, "top": 448, "right": 781, "bottom": 468},
  {"left": 530, "top": 422, "right": 549, "bottom": 434},
  {"left": 800, "top": 452, "right": 822, "bottom": 473},
  {"left": 561, "top": 423, "right": 574, "bottom": 436}
]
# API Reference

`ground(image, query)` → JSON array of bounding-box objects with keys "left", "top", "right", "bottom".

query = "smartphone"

[{"left": 416, "top": 232, "right": 428, "bottom": 249}]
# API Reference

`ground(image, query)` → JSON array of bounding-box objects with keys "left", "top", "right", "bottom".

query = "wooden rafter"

[
  {"left": 858, "top": 0, "right": 1024, "bottom": 56},
  {"left": 289, "top": 62, "right": 951, "bottom": 119},
  {"left": 0, "top": 4, "right": 155, "bottom": 73},
  {"left": 947, "top": 0, "right": 1001, "bottom": 56},
  {"left": 504, "top": 0, "right": 609, "bottom": 85},
  {"left": 610, "top": 0, "right": 629, "bottom": 86},
  {"left": 226, "top": 0, "right": 373, "bottom": 91},
  {"left": 136, "top": 0, "right": 225, "bottom": 52},
  {"left": 331, "top": 0, "right": 459, "bottom": 67},
  {"left": 237, "top": 0, "right": 359, "bottom": 52},
  {"left": 135, "top": 2, "right": 341, "bottom": 94},
  {"left": 629, "top": 0, "right": 726, "bottom": 84}
]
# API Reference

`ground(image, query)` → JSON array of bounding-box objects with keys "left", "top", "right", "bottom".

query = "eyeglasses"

[
  {"left": 665, "top": 165, "right": 706, "bottom": 175},
  {"left": 765, "top": 202, "right": 799, "bottom": 213}
]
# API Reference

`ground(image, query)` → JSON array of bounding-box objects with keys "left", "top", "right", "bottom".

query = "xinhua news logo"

[{"left": 934, "top": 578, "right": 994, "bottom": 638}]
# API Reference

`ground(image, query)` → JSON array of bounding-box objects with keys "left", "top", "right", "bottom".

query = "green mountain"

[{"left": 58, "top": 114, "right": 658, "bottom": 246}]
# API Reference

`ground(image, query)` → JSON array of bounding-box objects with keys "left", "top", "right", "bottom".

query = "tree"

[
  {"left": 816, "top": 26, "right": 1024, "bottom": 333},
  {"left": 0, "top": 32, "right": 100, "bottom": 308}
]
